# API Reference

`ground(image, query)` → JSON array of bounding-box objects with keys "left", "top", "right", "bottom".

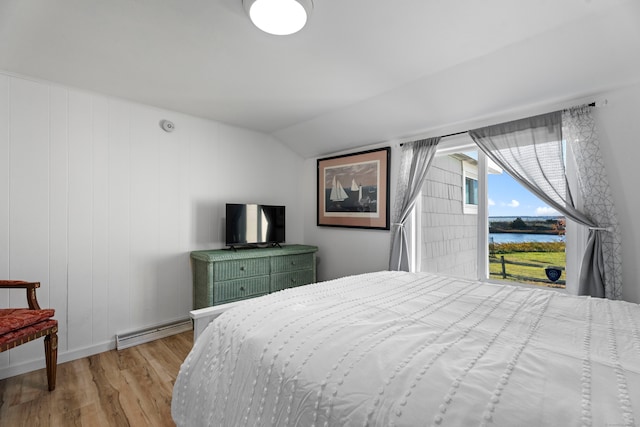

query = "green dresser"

[{"left": 191, "top": 245, "right": 318, "bottom": 309}]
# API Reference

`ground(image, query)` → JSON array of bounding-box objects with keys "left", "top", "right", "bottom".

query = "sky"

[{"left": 487, "top": 171, "right": 559, "bottom": 217}]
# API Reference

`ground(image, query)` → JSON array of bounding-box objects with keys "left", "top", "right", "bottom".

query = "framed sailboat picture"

[{"left": 317, "top": 147, "right": 390, "bottom": 229}]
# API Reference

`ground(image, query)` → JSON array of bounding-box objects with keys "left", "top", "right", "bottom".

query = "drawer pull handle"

[
  {"left": 291, "top": 261, "right": 296, "bottom": 265},
  {"left": 240, "top": 266, "right": 245, "bottom": 271},
  {"left": 240, "top": 286, "right": 245, "bottom": 292}
]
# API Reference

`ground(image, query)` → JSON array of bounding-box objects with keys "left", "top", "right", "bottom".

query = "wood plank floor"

[{"left": 0, "top": 330, "right": 193, "bottom": 426}]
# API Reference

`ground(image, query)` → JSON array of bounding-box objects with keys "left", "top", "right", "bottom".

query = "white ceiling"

[{"left": 1, "top": 0, "right": 639, "bottom": 158}]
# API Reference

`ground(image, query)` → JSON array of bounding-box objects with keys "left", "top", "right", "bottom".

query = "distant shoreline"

[
  {"left": 488, "top": 215, "right": 565, "bottom": 222},
  {"left": 489, "top": 216, "right": 565, "bottom": 236},
  {"left": 489, "top": 229, "right": 562, "bottom": 235}
]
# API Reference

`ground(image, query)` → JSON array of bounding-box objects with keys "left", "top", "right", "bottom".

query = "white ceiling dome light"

[{"left": 242, "top": 0, "right": 313, "bottom": 36}]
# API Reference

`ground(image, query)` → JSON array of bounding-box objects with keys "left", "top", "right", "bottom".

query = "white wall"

[
  {"left": 3, "top": 73, "right": 640, "bottom": 380},
  {"left": 0, "top": 72, "right": 305, "bottom": 378},
  {"left": 594, "top": 82, "right": 640, "bottom": 304},
  {"left": 303, "top": 82, "right": 640, "bottom": 304},
  {"left": 302, "top": 145, "right": 400, "bottom": 282}
]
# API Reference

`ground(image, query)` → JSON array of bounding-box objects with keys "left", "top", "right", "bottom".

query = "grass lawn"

[{"left": 488, "top": 244, "right": 566, "bottom": 288}]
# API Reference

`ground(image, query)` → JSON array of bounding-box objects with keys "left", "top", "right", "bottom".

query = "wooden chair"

[{"left": 0, "top": 281, "right": 58, "bottom": 391}]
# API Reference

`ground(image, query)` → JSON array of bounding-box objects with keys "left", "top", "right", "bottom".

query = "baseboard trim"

[
  {"left": 116, "top": 318, "right": 192, "bottom": 350},
  {"left": 0, "top": 318, "right": 193, "bottom": 380}
]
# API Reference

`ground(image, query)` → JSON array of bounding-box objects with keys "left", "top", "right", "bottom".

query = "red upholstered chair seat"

[
  {"left": 0, "top": 308, "right": 55, "bottom": 334},
  {"left": 0, "top": 281, "right": 58, "bottom": 391},
  {"left": 0, "top": 318, "right": 58, "bottom": 349}
]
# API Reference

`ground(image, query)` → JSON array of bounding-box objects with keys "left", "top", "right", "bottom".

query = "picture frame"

[{"left": 317, "top": 147, "right": 391, "bottom": 230}]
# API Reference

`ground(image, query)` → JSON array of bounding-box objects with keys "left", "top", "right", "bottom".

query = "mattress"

[{"left": 172, "top": 271, "right": 640, "bottom": 426}]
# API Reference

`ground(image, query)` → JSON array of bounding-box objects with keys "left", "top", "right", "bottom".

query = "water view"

[
  {"left": 488, "top": 216, "right": 566, "bottom": 288},
  {"left": 489, "top": 216, "right": 565, "bottom": 243},
  {"left": 489, "top": 233, "right": 565, "bottom": 244}
]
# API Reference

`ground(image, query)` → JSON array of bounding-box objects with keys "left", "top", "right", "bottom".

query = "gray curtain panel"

[
  {"left": 563, "top": 106, "right": 622, "bottom": 299},
  {"left": 389, "top": 138, "right": 440, "bottom": 271},
  {"left": 469, "top": 109, "right": 621, "bottom": 298}
]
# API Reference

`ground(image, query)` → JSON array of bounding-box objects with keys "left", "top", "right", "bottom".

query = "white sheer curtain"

[
  {"left": 469, "top": 109, "right": 621, "bottom": 298},
  {"left": 389, "top": 138, "right": 440, "bottom": 271}
]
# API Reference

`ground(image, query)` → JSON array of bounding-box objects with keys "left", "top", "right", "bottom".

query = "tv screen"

[{"left": 225, "top": 203, "right": 285, "bottom": 247}]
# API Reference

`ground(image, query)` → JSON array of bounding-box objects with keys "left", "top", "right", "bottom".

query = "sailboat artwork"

[
  {"left": 330, "top": 176, "right": 349, "bottom": 202},
  {"left": 317, "top": 147, "right": 389, "bottom": 229},
  {"left": 324, "top": 164, "right": 378, "bottom": 215},
  {"left": 351, "top": 178, "right": 363, "bottom": 203}
]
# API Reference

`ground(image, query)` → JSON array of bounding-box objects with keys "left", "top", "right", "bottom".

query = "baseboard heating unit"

[{"left": 116, "top": 318, "right": 192, "bottom": 350}]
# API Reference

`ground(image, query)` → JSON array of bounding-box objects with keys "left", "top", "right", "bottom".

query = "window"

[
  {"left": 462, "top": 160, "right": 478, "bottom": 214},
  {"left": 465, "top": 177, "right": 478, "bottom": 205},
  {"left": 416, "top": 135, "right": 571, "bottom": 290}
]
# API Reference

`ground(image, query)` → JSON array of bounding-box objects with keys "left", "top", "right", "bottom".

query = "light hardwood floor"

[{"left": 0, "top": 330, "right": 193, "bottom": 426}]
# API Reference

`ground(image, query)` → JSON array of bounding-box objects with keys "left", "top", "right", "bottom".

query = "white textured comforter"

[{"left": 172, "top": 271, "right": 640, "bottom": 427}]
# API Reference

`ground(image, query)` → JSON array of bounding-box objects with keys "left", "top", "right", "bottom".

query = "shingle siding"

[{"left": 420, "top": 156, "right": 477, "bottom": 279}]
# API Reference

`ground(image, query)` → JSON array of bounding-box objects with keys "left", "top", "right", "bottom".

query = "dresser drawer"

[
  {"left": 271, "top": 253, "right": 314, "bottom": 273},
  {"left": 214, "top": 258, "right": 270, "bottom": 281},
  {"left": 215, "top": 276, "right": 270, "bottom": 304},
  {"left": 271, "top": 270, "right": 315, "bottom": 292},
  {"left": 191, "top": 245, "right": 318, "bottom": 309}
]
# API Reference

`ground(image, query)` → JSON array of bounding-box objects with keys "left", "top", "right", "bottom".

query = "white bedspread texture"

[{"left": 172, "top": 271, "right": 640, "bottom": 427}]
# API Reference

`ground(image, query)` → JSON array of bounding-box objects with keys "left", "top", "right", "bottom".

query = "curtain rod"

[{"left": 400, "top": 102, "right": 597, "bottom": 147}]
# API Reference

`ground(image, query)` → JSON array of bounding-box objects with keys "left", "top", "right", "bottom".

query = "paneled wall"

[{"left": 0, "top": 73, "right": 305, "bottom": 378}]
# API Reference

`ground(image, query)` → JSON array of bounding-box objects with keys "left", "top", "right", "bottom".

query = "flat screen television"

[{"left": 225, "top": 203, "right": 285, "bottom": 248}]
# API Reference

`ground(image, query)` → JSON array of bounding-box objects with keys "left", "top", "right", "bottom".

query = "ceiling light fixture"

[{"left": 243, "top": 0, "right": 313, "bottom": 36}]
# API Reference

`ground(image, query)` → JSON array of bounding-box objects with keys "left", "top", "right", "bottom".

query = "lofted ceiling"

[{"left": 1, "top": 0, "right": 639, "bottom": 158}]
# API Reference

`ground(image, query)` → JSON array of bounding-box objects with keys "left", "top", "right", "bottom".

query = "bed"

[{"left": 172, "top": 271, "right": 640, "bottom": 426}]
